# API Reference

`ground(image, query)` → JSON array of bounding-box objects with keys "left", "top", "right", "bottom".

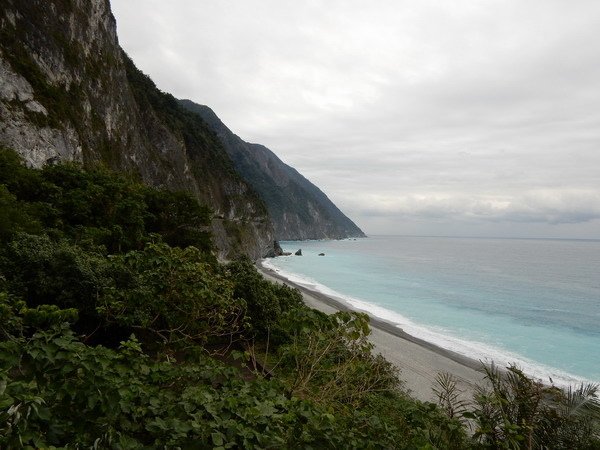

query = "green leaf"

[{"left": 212, "top": 432, "right": 224, "bottom": 446}]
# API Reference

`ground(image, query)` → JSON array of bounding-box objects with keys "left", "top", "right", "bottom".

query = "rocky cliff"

[
  {"left": 0, "top": 0, "right": 273, "bottom": 258},
  {"left": 179, "top": 100, "right": 366, "bottom": 240}
]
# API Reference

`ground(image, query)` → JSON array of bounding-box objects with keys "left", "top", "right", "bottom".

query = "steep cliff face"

[
  {"left": 0, "top": 0, "right": 273, "bottom": 258},
  {"left": 180, "top": 100, "right": 366, "bottom": 240}
]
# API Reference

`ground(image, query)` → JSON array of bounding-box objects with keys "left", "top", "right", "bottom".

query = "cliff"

[
  {"left": 0, "top": 0, "right": 273, "bottom": 258},
  {"left": 179, "top": 100, "right": 366, "bottom": 240}
]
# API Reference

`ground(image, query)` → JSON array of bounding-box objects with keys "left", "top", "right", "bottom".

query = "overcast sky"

[{"left": 111, "top": 0, "right": 600, "bottom": 238}]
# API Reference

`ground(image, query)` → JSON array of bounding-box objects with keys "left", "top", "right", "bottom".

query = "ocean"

[{"left": 263, "top": 236, "right": 600, "bottom": 386}]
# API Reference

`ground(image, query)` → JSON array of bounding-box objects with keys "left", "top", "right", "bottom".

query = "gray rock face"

[
  {"left": 0, "top": 39, "right": 83, "bottom": 166},
  {"left": 179, "top": 100, "right": 366, "bottom": 241},
  {"left": 0, "top": 0, "right": 273, "bottom": 258}
]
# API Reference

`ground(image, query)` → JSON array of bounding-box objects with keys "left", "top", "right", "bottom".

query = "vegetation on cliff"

[
  {"left": 1, "top": 0, "right": 273, "bottom": 258},
  {"left": 179, "top": 100, "right": 366, "bottom": 241},
  {"left": 0, "top": 148, "right": 457, "bottom": 448},
  {"left": 0, "top": 147, "right": 598, "bottom": 449}
]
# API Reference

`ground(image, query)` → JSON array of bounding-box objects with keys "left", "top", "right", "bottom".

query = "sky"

[{"left": 111, "top": 0, "right": 600, "bottom": 239}]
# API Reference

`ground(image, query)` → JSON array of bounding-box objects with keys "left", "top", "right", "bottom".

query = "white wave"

[{"left": 260, "top": 258, "right": 597, "bottom": 388}]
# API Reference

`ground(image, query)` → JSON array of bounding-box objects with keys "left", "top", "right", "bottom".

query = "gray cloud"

[
  {"left": 111, "top": 0, "right": 600, "bottom": 238},
  {"left": 348, "top": 190, "right": 600, "bottom": 224}
]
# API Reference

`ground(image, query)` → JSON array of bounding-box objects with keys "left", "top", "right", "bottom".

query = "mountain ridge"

[
  {"left": 179, "top": 100, "right": 366, "bottom": 241},
  {"left": 0, "top": 0, "right": 364, "bottom": 258},
  {"left": 0, "top": 0, "right": 273, "bottom": 258}
]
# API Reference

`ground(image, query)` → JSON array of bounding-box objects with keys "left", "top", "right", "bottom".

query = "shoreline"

[{"left": 257, "top": 261, "right": 488, "bottom": 402}]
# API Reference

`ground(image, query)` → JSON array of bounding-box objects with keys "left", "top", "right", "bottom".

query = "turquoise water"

[{"left": 263, "top": 236, "right": 600, "bottom": 385}]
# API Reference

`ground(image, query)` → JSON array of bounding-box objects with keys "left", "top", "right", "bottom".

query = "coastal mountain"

[
  {"left": 180, "top": 100, "right": 366, "bottom": 240},
  {"left": 0, "top": 0, "right": 363, "bottom": 257},
  {"left": 0, "top": 0, "right": 272, "bottom": 258}
]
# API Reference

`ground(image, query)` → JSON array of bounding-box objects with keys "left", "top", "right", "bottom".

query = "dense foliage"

[
  {"left": 0, "top": 313, "right": 396, "bottom": 449},
  {"left": 434, "top": 367, "right": 600, "bottom": 449},
  {"left": 0, "top": 147, "right": 598, "bottom": 449}
]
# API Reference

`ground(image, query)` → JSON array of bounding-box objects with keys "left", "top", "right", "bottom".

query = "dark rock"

[
  {"left": 265, "top": 240, "right": 284, "bottom": 258},
  {"left": 318, "top": 253, "right": 325, "bottom": 256},
  {"left": 295, "top": 249, "right": 302, "bottom": 256},
  {"left": 282, "top": 252, "right": 292, "bottom": 256}
]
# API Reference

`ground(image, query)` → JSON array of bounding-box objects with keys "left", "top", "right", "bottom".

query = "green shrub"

[
  {"left": 273, "top": 309, "right": 400, "bottom": 410},
  {"left": 0, "top": 233, "right": 113, "bottom": 315},
  {"left": 226, "top": 257, "right": 303, "bottom": 337},
  {"left": 0, "top": 304, "right": 409, "bottom": 449},
  {"left": 435, "top": 365, "right": 600, "bottom": 449},
  {"left": 143, "top": 187, "right": 212, "bottom": 251},
  {"left": 99, "top": 243, "right": 243, "bottom": 346}
]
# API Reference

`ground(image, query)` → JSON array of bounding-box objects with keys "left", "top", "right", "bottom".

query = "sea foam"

[{"left": 262, "top": 255, "right": 596, "bottom": 388}]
